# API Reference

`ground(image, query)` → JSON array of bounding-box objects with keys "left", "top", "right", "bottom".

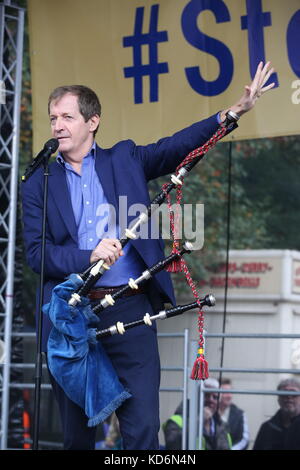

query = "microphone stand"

[{"left": 32, "top": 156, "right": 51, "bottom": 450}]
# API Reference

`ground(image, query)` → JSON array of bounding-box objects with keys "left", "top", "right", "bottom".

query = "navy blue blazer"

[{"left": 21, "top": 114, "right": 222, "bottom": 349}]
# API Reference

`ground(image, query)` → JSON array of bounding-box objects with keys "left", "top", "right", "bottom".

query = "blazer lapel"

[
  {"left": 94, "top": 145, "right": 118, "bottom": 215},
  {"left": 49, "top": 147, "right": 119, "bottom": 243},
  {"left": 48, "top": 161, "right": 78, "bottom": 243}
]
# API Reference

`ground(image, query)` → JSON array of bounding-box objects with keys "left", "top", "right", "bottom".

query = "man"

[
  {"left": 202, "top": 378, "right": 232, "bottom": 450},
  {"left": 163, "top": 378, "right": 231, "bottom": 450},
  {"left": 22, "top": 62, "right": 274, "bottom": 450},
  {"left": 219, "top": 378, "right": 249, "bottom": 450},
  {"left": 253, "top": 378, "right": 300, "bottom": 450}
]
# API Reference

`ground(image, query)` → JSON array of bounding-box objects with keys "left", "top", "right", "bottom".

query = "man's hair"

[
  {"left": 220, "top": 378, "right": 232, "bottom": 386},
  {"left": 277, "top": 378, "right": 300, "bottom": 391},
  {"left": 48, "top": 85, "right": 101, "bottom": 135}
]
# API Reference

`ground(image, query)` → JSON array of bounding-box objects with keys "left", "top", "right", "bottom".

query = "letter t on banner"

[{"left": 241, "top": 0, "right": 279, "bottom": 87}]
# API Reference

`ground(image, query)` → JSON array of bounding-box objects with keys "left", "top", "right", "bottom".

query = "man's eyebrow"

[{"left": 49, "top": 112, "right": 74, "bottom": 117}]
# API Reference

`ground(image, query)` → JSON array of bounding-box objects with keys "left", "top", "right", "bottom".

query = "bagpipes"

[
  {"left": 92, "top": 241, "right": 193, "bottom": 314},
  {"left": 60, "top": 110, "right": 240, "bottom": 381},
  {"left": 68, "top": 110, "right": 239, "bottom": 308},
  {"left": 95, "top": 294, "right": 216, "bottom": 339}
]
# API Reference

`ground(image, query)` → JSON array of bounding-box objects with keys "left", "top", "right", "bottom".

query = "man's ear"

[{"left": 90, "top": 114, "right": 100, "bottom": 133}]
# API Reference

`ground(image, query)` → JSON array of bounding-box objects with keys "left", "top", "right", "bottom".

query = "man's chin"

[
  {"left": 284, "top": 406, "right": 297, "bottom": 416},
  {"left": 58, "top": 139, "right": 71, "bottom": 151}
]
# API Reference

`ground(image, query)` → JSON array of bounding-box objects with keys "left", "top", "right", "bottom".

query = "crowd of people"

[
  {"left": 95, "top": 376, "right": 300, "bottom": 450},
  {"left": 162, "top": 377, "right": 300, "bottom": 451}
]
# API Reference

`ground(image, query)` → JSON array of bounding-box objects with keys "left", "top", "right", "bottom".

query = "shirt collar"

[{"left": 56, "top": 141, "right": 96, "bottom": 167}]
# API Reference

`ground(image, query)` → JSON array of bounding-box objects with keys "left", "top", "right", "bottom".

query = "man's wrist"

[
  {"left": 220, "top": 104, "right": 245, "bottom": 123},
  {"left": 230, "top": 102, "right": 246, "bottom": 118}
]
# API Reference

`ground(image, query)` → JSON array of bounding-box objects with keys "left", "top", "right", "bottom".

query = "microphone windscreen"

[{"left": 44, "top": 138, "right": 59, "bottom": 152}]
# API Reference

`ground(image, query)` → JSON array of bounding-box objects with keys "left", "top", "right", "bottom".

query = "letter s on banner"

[{"left": 181, "top": 0, "right": 233, "bottom": 96}]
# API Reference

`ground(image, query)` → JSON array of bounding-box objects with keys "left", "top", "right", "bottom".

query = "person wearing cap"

[
  {"left": 163, "top": 377, "right": 232, "bottom": 450},
  {"left": 202, "top": 377, "right": 232, "bottom": 450}
]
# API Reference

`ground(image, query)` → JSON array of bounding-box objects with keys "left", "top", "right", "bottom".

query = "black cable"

[
  {"left": 213, "top": 140, "right": 233, "bottom": 449},
  {"left": 219, "top": 139, "right": 233, "bottom": 385}
]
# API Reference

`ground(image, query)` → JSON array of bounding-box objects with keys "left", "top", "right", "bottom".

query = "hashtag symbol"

[{"left": 123, "top": 4, "right": 169, "bottom": 104}]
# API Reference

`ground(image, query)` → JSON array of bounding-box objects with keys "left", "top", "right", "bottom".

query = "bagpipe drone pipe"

[{"left": 95, "top": 294, "right": 216, "bottom": 339}]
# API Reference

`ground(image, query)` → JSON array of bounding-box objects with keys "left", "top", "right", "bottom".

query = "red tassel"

[
  {"left": 165, "top": 242, "right": 182, "bottom": 273},
  {"left": 190, "top": 349, "right": 209, "bottom": 380},
  {"left": 165, "top": 259, "right": 182, "bottom": 273}
]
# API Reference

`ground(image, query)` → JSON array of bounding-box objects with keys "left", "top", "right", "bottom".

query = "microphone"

[{"left": 21, "top": 138, "right": 59, "bottom": 182}]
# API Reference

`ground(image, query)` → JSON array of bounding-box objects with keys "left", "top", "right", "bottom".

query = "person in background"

[
  {"left": 202, "top": 378, "right": 231, "bottom": 450},
  {"left": 163, "top": 378, "right": 231, "bottom": 450},
  {"left": 253, "top": 378, "right": 300, "bottom": 450},
  {"left": 284, "top": 392, "right": 300, "bottom": 450},
  {"left": 218, "top": 378, "right": 249, "bottom": 450}
]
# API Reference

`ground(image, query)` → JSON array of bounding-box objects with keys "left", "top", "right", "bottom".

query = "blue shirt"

[{"left": 56, "top": 143, "right": 145, "bottom": 286}]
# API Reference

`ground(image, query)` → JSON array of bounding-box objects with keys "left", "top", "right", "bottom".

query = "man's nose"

[
  {"left": 54, "top": 117, "right": 64, "bottom": 132},
  {"left": 206, "top": 393, "right": 216, "bottom": 402}
]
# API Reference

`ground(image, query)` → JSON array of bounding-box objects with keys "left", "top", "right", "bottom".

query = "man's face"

[
  {"left": 220, "top": 383, "right": 233, "bottom": 408},
  {"left": 49, "top": 93, "right": 99, "bottom": 158},
  {"left": 204, "top": 389, "right": 219, "bottom": 415},
  {"left": 278, "top": 386, "right": 300, "bottom": 418}
]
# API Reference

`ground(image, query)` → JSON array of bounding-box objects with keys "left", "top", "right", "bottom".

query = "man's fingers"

[
  {"left": 251, "top": 61, "right": 264, "bottom": 90},
  {"left": 100, "top": 250, "right": 118, "bottom": 265},
  {"left": 229, "top": 60, "right": 275, "bottom": 118},
  {"left": 260, "top": 68, "right": 275, "bottom": 89},
  {"left": 261, "top": 82, "right": 276, "bottom": 94},
  {"left": 260, "top": 61, "right": 271, "bottom": 76},
  {"left": 245, "top": 62, "right": 274, "bottom": 102},
  {"left": 92, "top": 238, "right": 124, "bottom": 265},
  {"left": 257, "top": 61, "right": 271, "bottom": 86},
  {"left": 102, "top": 238, "right": 122, "bottom": 252},
  {"left": 249, "top": 62, "right": 272, "bottom": 97}
]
